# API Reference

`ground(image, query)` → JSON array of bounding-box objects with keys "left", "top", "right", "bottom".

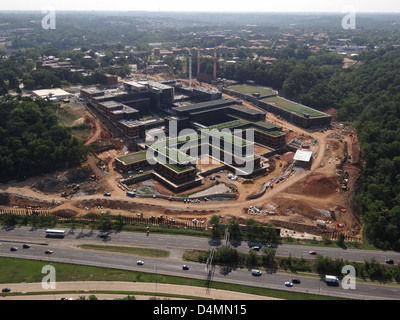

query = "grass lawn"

[{"left": 0, "top": 257, "right": 341, "bottom": 300}]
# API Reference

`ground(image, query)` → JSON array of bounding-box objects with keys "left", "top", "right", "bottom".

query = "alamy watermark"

[
  {"left": 42, "top": 6, "right": 56, "bottom": 30},
  {"left": 342, "top": 6, "right": 356, "bottom": 30},
  {"left": 342, "top": 265, "right": 356, "bottom": 289},
  {"left": 42, "top": 265, "right": 56, "bottom": 289}
]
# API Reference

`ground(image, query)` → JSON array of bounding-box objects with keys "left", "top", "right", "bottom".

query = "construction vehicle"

[{"left": 126, "top": 191, "right": 136, "bottom": 198}]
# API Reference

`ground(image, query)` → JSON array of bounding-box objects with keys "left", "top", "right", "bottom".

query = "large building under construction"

[{"left": 223, "top": 84, "right": 332, "bottom": 129}]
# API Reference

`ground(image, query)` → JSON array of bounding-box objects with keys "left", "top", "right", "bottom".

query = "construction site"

[{"left": 0, "top": 68, "right": 363, "bottom": 241}]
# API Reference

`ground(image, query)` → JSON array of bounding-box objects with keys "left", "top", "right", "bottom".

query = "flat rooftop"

[
  {"left": 33, "top": 88, "right": 70, "bottom": 98},
  {"left": 227, "top": 84, "right": 278, "bottom": 97},
  {"left": 118, "top": 120, "right": 143, "bottom": 127},
  {"left": 293, "top": 149, "right": 313, "bottom": 162},
  {"left": 172, "top": 98, "right": 235, "bottom": 113},
  {"left": 228, "top": 104, "right": 266, "bottom": 115},
  {"left": 116, "top": 151, "right": 148, "bottom": 165},
  {"left": 261, "top": 96, "right": 328, "bottom": 118}
]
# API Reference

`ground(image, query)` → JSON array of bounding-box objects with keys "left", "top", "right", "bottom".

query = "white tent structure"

[{"left": 293, "top": 149, "right": 313, "bottom": 168}]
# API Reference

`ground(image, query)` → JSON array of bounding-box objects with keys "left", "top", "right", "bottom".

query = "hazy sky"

[{"left": 2, "top": 0, "right": 400, "bottom": 13}]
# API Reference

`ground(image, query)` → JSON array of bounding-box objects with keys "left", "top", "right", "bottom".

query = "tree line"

[{"left": 0, "top": 96, "right": 89, "bottom": 182}]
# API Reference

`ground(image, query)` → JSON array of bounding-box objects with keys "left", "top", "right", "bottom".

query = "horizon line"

[{"left": 1, "top": 9, "right": 400, "bottom": 14}]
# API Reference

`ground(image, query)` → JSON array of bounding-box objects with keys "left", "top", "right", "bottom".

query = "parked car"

[
  {"left": 103, "top": 192, "right": 111, "bottom": 197},
  {"left": 251, "top": 246, "right": 260, "bottom": 251},
  {"left": 182, "top": 265, "right": 189, "bottom": 270},
  {"left": 251, "top": 269, "right": 262, "bottom": 276}
]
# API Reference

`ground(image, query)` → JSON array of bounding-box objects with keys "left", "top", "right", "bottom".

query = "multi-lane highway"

[{"left": 0, "top": 227, "right": 399, "bottom": 300}]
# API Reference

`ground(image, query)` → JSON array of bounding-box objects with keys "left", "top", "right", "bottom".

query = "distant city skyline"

[{"left": 2, "top": 0, "right": 400, "bottom": 13}]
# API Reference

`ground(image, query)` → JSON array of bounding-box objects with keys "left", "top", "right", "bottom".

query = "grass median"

[{"left": 76, "top": 244, "right": 170, "bottom": 258}]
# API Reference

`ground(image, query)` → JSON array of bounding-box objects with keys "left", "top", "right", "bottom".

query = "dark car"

[
  {"left": 2, "top": 288, "right": 11, "bottom": 293},
  {"left": 385, "top": 259, "right": 394, "bottom": 264},
  {"left": 23, "top": 244, "right": 31, "bottom": 249},
  {"left": 103, "top": 192, "right": 111, "bottom": 197},
  {"left": 45, "top": 250, "right": 53, "bottom": 254},
  {"left": 251, "top": 269, "right": 262, "bottom": 276},
  {"left": 292, "top": 278, "right": 301, "bottom": 284},
  {"left": 182, "top": 265, "right": 189, "bottom": 270},
  {"left": 10, "top": 247, "right": 18, "bottom": 251}
]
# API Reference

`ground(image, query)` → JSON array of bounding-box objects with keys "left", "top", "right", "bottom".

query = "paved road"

[
  {"left": 0, "top": 227, "right": 399, "bottom": 300},
  {"left": 0, "top": 281, "right": 276, "bottom": 300}
]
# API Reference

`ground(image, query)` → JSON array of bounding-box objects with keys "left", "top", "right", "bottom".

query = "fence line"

[
  {"left": 323, "top": 231, "right": 360, "bottom": 242},
  {"left": 0, "top": 209, "right": 205, "bottom": 230}
]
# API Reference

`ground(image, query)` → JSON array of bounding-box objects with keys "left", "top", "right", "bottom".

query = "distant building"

[
  {"left": 32, "top": 88, "right": 70, "bottom": 101},
  {"left": 105, "top": 74, "right": 118, "bottom": 88},
  {"left": 146, "top": 64, "right": 170, "bottom": 74}
]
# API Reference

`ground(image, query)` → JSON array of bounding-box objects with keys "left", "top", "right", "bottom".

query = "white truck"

[{"left": 325, "top": 275, "right": 339, "bottom": 286}]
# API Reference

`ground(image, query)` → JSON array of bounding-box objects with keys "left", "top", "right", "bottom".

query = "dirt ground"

[{"left": 0, "top": 77, "right": 363, "bottom": 240}]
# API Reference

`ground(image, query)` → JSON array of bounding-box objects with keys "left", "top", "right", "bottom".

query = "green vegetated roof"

[
  {"left": 150, "top": 133, "right": 200, "bottom": 150},
  {"left": 262, "top": 96, "right": 327, "bottom": 118},
  {"left": 205, "top": 129, "right": 252, "bottom": 147},
  {"left": 161, "top": 161, "right": 194, "bottom": 173},
  {"left": 209, "top": 119, "right": 284, "bottom": 137},
  {"left": 116, "top": 151, "right": 148, "bottom": 164},
  {"left": 227, "top": 84, "right": 277, "bottom": 97},
  {"left": 153, "top": 146, "right": 195, "bottom": 165}
]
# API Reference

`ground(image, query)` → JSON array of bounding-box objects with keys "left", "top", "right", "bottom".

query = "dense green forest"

[
  {"left": 0, "top": 96, "right": 88, "bottom": 182},
  {"left": 217, "top": 46, "right": 400, "bottom": 249}
]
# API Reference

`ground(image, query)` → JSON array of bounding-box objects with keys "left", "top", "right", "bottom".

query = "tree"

[
  {"left": 98, "top": 211, "right": 112, "bottom": 231},
  {"left": 336, "top": 233, "right": 346, "bottom": 248},
  {"left": 261, "top": 247, "right": 276, "bottom": 267},
  {"left": 114, "top": 214, "right": 125, "bottom": 231},
  {"left": 227, "top": 219, "right": 242, "bottom": 240},
  {"left": 214, "top": 245, "right": 240, "bottom": 265},
  {"left": 208, "top": 214, "right": 221, "bottom": 237},
  {"left": 245, "top": 249, "right": 258, "bottom": 268}
]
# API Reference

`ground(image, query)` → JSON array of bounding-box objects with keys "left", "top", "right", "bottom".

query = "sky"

[{"left": 1, "top": 0, "right": 400, "bottom": 13}]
